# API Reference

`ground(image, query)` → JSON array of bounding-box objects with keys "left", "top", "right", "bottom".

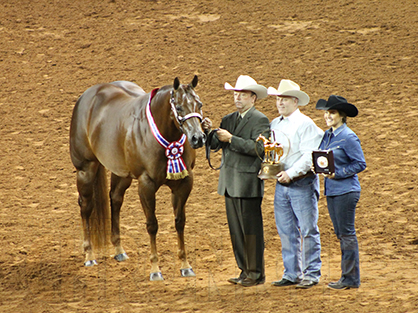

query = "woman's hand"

[{"left": 310, "top": 165, "right": 316, "bottom": 174}]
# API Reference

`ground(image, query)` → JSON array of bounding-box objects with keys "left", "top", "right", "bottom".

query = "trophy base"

[{"left": 258, "top": 163, "right": 284, "bottom": 180}]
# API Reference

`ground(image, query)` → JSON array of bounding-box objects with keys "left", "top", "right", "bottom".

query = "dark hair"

[
  {"left": 338, "top": 110, "right": 347, "bottom": 124},
  {"left": 251, "top": 92, "right": 257, "bottom": 100}
]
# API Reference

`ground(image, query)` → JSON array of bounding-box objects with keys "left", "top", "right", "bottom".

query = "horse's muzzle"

[{"left": 190, "top": 132, "right": 206, "bottom": 149}]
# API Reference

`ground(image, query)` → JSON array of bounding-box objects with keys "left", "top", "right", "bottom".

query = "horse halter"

[{"left": 169, "top": 90, "right": 203, "bottom": 132}]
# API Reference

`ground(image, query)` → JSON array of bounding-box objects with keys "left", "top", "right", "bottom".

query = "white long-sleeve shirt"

[{"left": 270, "top": 109, "right": 324, "bottom": 180}]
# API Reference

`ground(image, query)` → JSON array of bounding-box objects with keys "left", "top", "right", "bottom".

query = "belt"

[{"left": 279, "top": 170, "right": 315, "bottom": 187}]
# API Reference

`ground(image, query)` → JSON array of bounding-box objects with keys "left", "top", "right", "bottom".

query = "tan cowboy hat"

[
  {"left": 267, "top": 79, "right": 310, "bottom": 106},
  {"left": 224, "top": 75, "right": 268, "bottom": 100}
]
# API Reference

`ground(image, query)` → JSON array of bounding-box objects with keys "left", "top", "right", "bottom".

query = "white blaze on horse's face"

[
  {"left": 171, "top": 83, "right": 205, "bottom": 149},
  {"left": 184, "top": 88, "right": 203, "bottom": 117}
]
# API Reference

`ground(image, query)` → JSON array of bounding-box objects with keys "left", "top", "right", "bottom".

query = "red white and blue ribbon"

[{"left": 146, "top": 88, "right": 188, "bottom": 180}]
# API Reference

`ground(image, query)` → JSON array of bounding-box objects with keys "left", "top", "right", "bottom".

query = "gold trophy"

[{"left": 256, "top": 131, "right": 285, "bottom": 180}]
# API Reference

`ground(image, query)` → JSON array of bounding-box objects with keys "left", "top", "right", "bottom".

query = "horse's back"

[
  {"left": 70, "top": 82, "right": 148, "bottom": 176},
  {"left": 110, "top": 81, "right": 146, "bottom": 97}
]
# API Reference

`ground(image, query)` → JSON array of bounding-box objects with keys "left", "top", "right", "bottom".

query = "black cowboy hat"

[{"left": 315, "top": 95, "right": 358, "bottom": 117}]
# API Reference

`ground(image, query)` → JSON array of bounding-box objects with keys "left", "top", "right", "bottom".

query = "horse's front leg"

[
  {"left": 137, "top": 176, "right": 162, "bottom": 281},
  {"left": 110, "top": 174, "right": 132, "bottom": 262},
  {"left": 171, "top": 177, "right": 196, "bottom": 278}
]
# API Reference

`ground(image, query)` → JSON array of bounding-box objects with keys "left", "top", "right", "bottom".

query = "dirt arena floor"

[{"left": 1, "top": 0, "right": 418, "bottom": 312}]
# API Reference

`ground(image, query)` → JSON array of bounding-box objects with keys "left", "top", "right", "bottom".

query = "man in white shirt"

[{"left": 268, "top": 79, "right": 324, "bottom": 289}]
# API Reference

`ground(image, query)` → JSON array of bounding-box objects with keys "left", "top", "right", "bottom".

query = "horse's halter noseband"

[{"left": 170, "top": 90, "right": 203, "bottom": 133}]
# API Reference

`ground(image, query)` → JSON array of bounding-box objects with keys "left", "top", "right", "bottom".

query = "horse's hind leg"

[
  {"left": 171, "top": 179, "right": 196, "bottom": 278},
  {"left": 76, "top": 161, "right": 100, "bottom": 266},
  {"left": 110, "top": 174, "right": 132, "bottom": 262}
]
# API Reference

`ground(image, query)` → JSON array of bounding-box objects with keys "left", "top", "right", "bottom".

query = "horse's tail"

[{"left": 89, "top": 164, "right": 111, "bottom": 252}]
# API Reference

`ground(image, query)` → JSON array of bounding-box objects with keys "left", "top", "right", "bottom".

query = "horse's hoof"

[
  {"left": 150, "top": 272, "right": 164, "bottom": 281},
  {"left": 114, "top": 253, "right": 129, "bottom": 262},
  {"left": 180, "top": 268, "right": 196, "bottom": 277},
  {"left": 84, "top": 260, "right": 98, "bottom": 267}
]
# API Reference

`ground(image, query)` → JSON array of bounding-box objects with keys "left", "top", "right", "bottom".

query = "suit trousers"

[{"left": 225, "top": 193, "right": 265, "bottom": 280}]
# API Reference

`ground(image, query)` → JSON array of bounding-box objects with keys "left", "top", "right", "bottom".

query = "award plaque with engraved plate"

[{"left": 312, "top": 150, "right": 335, "bottom": 174}]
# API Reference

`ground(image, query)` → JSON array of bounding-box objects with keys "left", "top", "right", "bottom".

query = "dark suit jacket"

[{"left": 209, "top": 106, "right": 270, "bottom": 198}]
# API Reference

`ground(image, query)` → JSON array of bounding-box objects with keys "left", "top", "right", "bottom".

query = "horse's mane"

[
  {"left": 158, "top": 84, "right": 173, "bottom": 92},
  {"left": 150, "top": 85, "right": 172, "bottom": 109}
]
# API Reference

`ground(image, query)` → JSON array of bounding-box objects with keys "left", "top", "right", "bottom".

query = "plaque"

[{"left": 312, "top": 150, "right": 335, "bottom": 174}]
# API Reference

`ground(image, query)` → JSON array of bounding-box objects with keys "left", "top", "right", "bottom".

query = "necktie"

[{"left": 235, "top": 114, "right": 242, "bottom": 130}]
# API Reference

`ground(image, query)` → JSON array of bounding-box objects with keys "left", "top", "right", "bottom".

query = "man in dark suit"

[{"left": 203, "top": 75, "right": 270, "bottom": 287}]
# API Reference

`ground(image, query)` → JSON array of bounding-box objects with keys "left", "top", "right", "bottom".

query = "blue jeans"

[
  {"left": 327, "top": 192, "right": 360, "bottom": 287},
  {"left": 274, "top": 175, "right": 321, "bottom": 283}
]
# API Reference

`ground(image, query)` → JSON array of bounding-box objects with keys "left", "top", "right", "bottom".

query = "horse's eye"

[{"left": 176, "top": 105, "right": 183, "bottom": 112}]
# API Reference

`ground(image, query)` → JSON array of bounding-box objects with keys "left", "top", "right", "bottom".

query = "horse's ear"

[
  {"left": 173, "top": 77, "right": 180, "bottom": 90},
  {"left": 191, "top": 75, "right": 198, "bottom": 88}
]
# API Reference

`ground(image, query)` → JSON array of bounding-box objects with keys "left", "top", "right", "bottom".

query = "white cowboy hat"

[
  {"left": 267, "top": 79, "right": 310, "bottom": 106},
  {"left": 224, "top": 75, "right": 268, "bottom": 100}
]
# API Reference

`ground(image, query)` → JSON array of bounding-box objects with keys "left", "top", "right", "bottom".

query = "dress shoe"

[
  {"left": 227, "top": 277, "right": 243, "bottom": 284},
  {"left": 238, "top": 277, "right": 265, "bottom": 287},
  {"left": 328, "top": 281, "right": 359, "bottom": 290},
  {"left": 271, "top": 278, "right": 298, "bottom": 287},
  {"left": 295, "top": 280, "right": 318, "bottom": 289}
]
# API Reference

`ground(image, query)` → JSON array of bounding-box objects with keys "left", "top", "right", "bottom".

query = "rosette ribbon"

[{"left": 146, "top": 88, "right": 189, "bottom": 180}]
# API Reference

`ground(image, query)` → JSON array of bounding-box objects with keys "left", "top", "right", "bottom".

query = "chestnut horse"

[{"left": 69, "top": 76, "right": 205, "bottom": 280}]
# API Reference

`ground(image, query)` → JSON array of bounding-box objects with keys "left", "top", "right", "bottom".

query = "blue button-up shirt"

[{"left": 318, "top": 124, "right": 366, "bottom": 196}]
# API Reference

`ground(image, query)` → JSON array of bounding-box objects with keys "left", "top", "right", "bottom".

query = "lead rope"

[{"left": 205, "top": 129, "right": 224, "bottom": 170}]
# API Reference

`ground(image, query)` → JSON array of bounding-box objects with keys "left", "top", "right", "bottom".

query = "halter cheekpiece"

[{"left": 169, "top": 90, "right": 203, "bottom": 132}]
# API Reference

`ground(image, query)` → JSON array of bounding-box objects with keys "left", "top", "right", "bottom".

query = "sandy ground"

[{"left": 1, "top": 0, "right": 418, "bottom": 312}]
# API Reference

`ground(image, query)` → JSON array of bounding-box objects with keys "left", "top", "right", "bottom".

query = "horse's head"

[
  {"left": 170, "top": 75, "right": 206, "bottom": 149},
  {"left": 256, "top": 134, "right": 268, "bottom": 143}
]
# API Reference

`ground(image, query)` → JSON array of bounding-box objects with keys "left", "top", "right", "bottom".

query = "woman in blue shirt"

[{"left": 315, "top": 95, "right": 366, "bottom": 290}]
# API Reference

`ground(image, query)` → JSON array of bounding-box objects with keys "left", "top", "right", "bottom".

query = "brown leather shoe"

[{"left": 238, "top": 277, "right": 265, "bottom": 287}]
